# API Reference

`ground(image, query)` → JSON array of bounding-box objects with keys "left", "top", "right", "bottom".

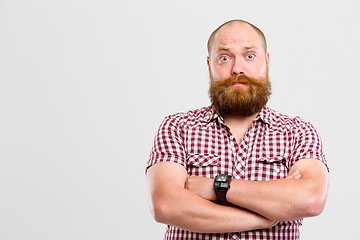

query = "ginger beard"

[{"left": 209, "top": 71, "right": 271, "bottom": 117}]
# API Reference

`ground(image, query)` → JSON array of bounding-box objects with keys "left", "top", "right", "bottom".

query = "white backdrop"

[{"left": 0, "top": 0, "right": 359, "bottom": 239}]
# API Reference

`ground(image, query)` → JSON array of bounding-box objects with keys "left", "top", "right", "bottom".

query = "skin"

[
  {"left": 207, "top": 21, "right": 269, "bottom": 84},
  {"left": 147, "top": 20, "right": 329, "bottom": 233},
  {"left": 147, "top": 162, "right": 285, "bottom": 233},
  {"left": 185, "top": 160, "right": 328, "bottom": 221}
]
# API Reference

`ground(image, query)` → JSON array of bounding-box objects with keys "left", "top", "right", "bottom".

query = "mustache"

[{"left": 212, "top": 75, "right": 264, "bottom": 88}]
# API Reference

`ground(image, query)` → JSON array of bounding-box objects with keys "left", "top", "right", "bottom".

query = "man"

[{"left": 146, "top": 19, "right": 329, "bottom": 240}]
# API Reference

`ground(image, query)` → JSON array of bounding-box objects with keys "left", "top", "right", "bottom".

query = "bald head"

[{"left": 207, "top": 20, "right": 267, "bottom": 54}]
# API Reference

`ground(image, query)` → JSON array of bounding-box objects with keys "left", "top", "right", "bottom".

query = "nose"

[{"left": 232, "top": 58, "right": 245, "bottom": 76}]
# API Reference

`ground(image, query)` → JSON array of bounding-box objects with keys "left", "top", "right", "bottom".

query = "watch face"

[{"left": 216, "top": 175, "right": 227, "bottom": 182}]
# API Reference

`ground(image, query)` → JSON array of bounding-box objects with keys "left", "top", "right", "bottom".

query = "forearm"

[
  {"left": 227, "top": 160, "right": 329, "bottom": 221},
  {"left": 147, "top": 162, "right": 275, "bottom": 233},
  {"left": 227, "top": 178, "right": 310, "bottom": 221},
  {"left": 150, "top": 186, "right": 274, "bottom": 233}
]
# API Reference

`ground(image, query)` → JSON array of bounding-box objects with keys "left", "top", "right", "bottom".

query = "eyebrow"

[
  {"left": 216, "top": 45, "right": 258, "bottom": 52},
  {"left": 217, "top": 46, "right": 230, "bottom": 52},
  {"left": 244, "top": 46, "right": 258, "bottom": 50}
]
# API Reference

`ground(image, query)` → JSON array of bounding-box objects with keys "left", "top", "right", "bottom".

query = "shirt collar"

[
  {"left": 255, "top": 105, "right": 272, "bottom": 127},
  {"left": 202, "top": 106, "right": 223, "bottom": 123},
  {"left": 203, "top": 105, "right": 272, "bottom": 127}
]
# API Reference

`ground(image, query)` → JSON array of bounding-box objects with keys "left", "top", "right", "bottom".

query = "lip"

[{"left": 232, "top": 82, "right": 247, "bottom": 87}]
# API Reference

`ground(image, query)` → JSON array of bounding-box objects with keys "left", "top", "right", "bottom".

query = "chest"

[{"left": 183, "top": 123, "right": 293, "bottom": 181}]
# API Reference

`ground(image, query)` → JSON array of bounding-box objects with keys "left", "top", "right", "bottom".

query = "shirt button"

[
  {"left": 230, "top": 136, "right": 234, "bottom": 141},
  {"left": 275, "top": 168, "right": 280, "bottom": 173}
]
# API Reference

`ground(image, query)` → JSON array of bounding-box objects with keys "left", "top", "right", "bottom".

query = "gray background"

[{"left": 0, "top": 0, "right": 358, "bottom": 239}]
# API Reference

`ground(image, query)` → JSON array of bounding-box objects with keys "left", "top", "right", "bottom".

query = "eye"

[
  {"left": 246, "top": 53, "right": 255, "bottom": 59},
  {"left": 220, "top": 56, "right": 229, "bottom": 61}
]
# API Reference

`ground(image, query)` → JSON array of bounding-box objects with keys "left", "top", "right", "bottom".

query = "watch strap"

[{"left": 215, "top": 189, "right": 228, "bottom": 203}]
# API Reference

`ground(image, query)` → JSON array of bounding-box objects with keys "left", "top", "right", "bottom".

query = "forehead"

[{"left": 212, "top": 23, "right": 263, "bottom": 52}]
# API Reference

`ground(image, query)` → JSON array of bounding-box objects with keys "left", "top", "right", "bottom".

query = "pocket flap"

[
  {"left": 187, "top": 154, "right": 219, "bottom": 167},
  {"left": 257, "top": 156, "right": 285, "bottom": 164}
]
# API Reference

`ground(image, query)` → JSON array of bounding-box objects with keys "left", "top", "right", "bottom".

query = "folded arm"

[
  {"left": 228, "top": 158, "right": 329, "bottom": 221},
  {"left": 186, "top": 158, "right": 329, "bottom": 222},
  {"left": 146, "top": 161, "right": 277, "bottom": 233}
]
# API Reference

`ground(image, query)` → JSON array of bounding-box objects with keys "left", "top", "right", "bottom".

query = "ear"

[
  {"left": 266, "top": 52, "right": 270, "bottom": 63},
  {"left": 207, "top": 56, "right": 210, "bottom": 67}
]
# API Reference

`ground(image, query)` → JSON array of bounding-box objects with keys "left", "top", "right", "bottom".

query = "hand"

[
  {"left": 286, "top": 170, "right": 302, "bottom": 179},
  {"left": 185, "top": 176, "right": 216, "bottom": 201}
]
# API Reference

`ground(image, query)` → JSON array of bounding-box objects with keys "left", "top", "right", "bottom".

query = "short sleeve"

[
  {"left": 289, "top": 117, "right": 328, "bottom": 171},
  {"left": 145, "top": 114, "right": 187, "bottom": 174}
]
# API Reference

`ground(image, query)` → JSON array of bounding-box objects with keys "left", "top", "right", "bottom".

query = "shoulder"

[
  {"left": 162, "top": 106, "right": 213, "bottom": 127},
  {"left": 264, "top": 106, "right": 318, "bottom": 134}
]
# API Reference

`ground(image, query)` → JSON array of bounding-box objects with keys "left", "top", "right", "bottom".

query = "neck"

[{"left": 223, "top": 112, "right": 259, "bottom": 144}]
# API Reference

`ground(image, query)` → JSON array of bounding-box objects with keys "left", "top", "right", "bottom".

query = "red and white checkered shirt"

[{"left": 147, "top": 105, "right": 327, "bottom": 240}]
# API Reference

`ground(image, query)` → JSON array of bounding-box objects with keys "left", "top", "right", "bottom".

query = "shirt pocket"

[
  {"left": 254, "top": 156, "right": 288, "bottom": 180},
  {"left": 186, "top": 154, "right": 219, "bottom": 178}
]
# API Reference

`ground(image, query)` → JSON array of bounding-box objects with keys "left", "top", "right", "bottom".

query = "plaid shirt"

[{"left": 147, "top": 105, "right": 327, "bottom": 240}]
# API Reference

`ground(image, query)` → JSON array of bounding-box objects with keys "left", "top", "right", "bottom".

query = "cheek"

[
  {"left": 210, "top": 65, "right": 230, "bottom": 81},
  {"left": 249, "top": 62, "right": 267, "bottom": 77},
  {"left": 261, "top": 62, "right": 268, "bottom": 74}
]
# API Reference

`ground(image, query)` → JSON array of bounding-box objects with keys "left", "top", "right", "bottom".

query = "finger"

[
  {"left": 294, "top": 173, "right": 302, "bottom": 179},
  {"left": 286, "top": 171, "right": 297, "bottom": 178},
  {"left": 286, "top": 170, "right": 301, "bottom": 179}
]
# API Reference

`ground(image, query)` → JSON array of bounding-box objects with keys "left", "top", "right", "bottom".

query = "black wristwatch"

[{"left": 214, "top": 174, "right": 232, "bottom": 203}]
